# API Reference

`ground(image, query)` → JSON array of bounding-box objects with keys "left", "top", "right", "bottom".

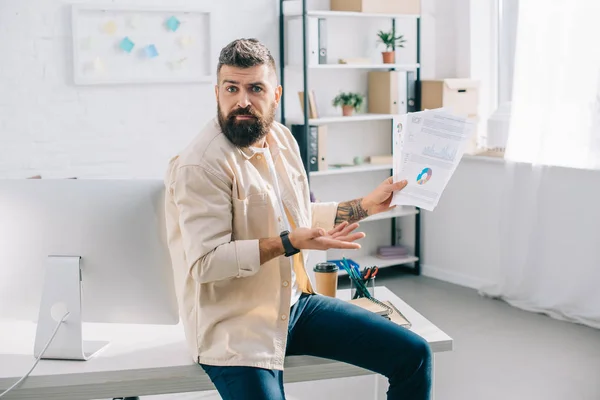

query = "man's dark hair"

[{"left": 217, "top": 38, "right": 277, "bottom": 78}]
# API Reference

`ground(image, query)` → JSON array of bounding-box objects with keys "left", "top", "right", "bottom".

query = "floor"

[
  {"left": 364, "top": 269, "right": 600, "bottom": 400},
  {"left": 121, "top": 269, "right": 600, "bottom": 400}
]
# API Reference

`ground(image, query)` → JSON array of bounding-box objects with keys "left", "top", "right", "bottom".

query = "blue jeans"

[{"left": 201, "top": 293, "right": 432, "bottom": 399}]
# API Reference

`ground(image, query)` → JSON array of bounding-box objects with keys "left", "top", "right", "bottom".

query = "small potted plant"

[
  {"left": 377, "top": 28, "right": 407, "bottom": 64},
  {"left": 332, "top": 92, "right": 364, "bottom": 116}
]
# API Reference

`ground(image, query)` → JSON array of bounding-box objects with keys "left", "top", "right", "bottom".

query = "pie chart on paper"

[{"left": 416, "top": 167, "right": 432, "bottom": 185}]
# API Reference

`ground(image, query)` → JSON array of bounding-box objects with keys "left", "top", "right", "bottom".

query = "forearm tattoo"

[{"left": 335, "top": 198, "right": 369, "bottom": 225}]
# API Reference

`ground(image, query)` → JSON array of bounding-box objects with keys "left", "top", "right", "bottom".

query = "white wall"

[
  {"left": 421, "top": 156, "right": 600, "bottom": 292},
  {"left": 421, "top": 157, "right": 505, "bottom": 288},
  {"left": 0, "top": 0, "right": 468, "bottom": 181},
  {"left": 0, "top": 0, "right": 280, "bottom": 179}
]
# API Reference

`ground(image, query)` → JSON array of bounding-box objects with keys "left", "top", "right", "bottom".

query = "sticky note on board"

[
  {"left": 165, "top": 16, "right": 181, "bottom": 32},
  {"left": 119, "top": 37, "right": 135, "bottom": 53},
  {"left": 179, "top": 35, "right": 194, "bottom": 48},
  {"left": 145, "top": 44, "right": 159, "bottom": 58},
  {"left": 102, "top": 21, "right": 117, "bottom": 35}
]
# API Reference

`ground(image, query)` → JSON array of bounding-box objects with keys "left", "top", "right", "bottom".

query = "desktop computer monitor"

[{"left": 0, "top": 178, "right": 180, "bottom": 360}]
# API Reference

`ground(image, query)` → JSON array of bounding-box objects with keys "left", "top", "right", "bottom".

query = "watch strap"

[{"left": 280, "top": 231, "right": 299, "bottom": 257}]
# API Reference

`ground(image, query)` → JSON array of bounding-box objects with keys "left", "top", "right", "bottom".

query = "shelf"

[
  {"left": 286, "top": 63, "right": 420, "bottom": 71},
  {"left": 281, "top": 1, "right": 422, "bottom": 276},
  {"left": 310, "top": 163, "right": 392, "bottom": 177},
  {"left": 362, "top": 206, "right": 419, "bottom": 222},
  {"left": 284, "top": 9, "right": 420, "bottom": 20},
  {"left": 354, "top": 255, "right": 419, "bottom": 269},
  {"left": 289, "top": 113, "right": 397, "bottom": 125}
]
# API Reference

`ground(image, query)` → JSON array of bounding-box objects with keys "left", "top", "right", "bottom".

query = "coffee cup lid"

[{"left": 313, "top": 262, "right": 338, "bottom": 272}]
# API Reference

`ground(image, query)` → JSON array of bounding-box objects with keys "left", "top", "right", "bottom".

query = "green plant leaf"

[
  {"left": 377, "top": 29, "right": 407, "bottom": 50},
  {"left": 332, "top": 91, "right": 365, "bottom": 110}
]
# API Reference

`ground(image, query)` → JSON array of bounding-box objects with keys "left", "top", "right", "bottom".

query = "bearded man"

[{"left": 163, "top": 38, "right": 431, "bottom": 400}]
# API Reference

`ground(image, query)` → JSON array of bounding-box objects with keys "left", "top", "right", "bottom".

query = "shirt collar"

[{"left": 237, "top": 127, "right": 287, "bottom": 160}]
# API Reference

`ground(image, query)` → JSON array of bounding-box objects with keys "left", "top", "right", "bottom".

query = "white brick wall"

[{"left": 0, "top": 0, "right": 280, "bottom": 179}]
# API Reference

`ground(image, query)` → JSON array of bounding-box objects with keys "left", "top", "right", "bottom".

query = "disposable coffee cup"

[{"left": 313, "top": 262, "right": 339, "bottom": 297}]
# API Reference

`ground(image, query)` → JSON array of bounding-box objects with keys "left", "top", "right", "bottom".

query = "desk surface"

[{"left": 0, "top": 287, "right": 452, "bottom": 400}]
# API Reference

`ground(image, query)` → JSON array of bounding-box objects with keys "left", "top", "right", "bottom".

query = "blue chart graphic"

[
  {"left": 417, "top": 167, "right": 432, "bottom": 185},
  {"left": 423, "top": 144, "right": 457, "bottom": 161}
]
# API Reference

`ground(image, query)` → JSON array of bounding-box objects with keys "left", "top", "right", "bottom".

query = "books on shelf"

[
  {"left": 298, "top": 91, "right": 319, "bottom": 119},
  {"left": 291, "top": 124, "right": 328, "bottom": 172},
  {"left": 286, "top": 16, "right": 328, "bottom": 66},
  {"left": 368, "top": 70, "right": 418, "bottom": 115},
  {"left": 376, "top": 245, "right": 410, "bottom": 260}
]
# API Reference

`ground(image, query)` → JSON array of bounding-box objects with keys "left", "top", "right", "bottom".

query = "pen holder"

[{"left": 350, "top": 277, "right": 375, "bottom": 299}]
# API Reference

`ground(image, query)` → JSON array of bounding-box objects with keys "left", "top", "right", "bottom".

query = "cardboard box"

[
  {"left": 421, "top": 79, "right": 480, "bottom": 117},
  {"left": 368, "top": 71, "right": 408, "bottom": 115},
  {"left": 330, "top": 0, "right": 421, "bottom": 15}
]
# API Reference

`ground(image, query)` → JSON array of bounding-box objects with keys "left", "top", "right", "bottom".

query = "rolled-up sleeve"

[
  {"left": 310, "top": 201, "right": 338, "bottom": 231},
  {"left": 172, "top": 165, "right": 261, "bottom": 284}
]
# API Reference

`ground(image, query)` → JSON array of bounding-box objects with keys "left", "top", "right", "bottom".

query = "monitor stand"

[{"left": 34, "top": 256, "right": 109, "bottom": 361}]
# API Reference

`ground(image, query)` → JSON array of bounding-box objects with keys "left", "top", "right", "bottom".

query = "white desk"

[{"left": 0, "top": 287, "right": 453, "bottom": 400}]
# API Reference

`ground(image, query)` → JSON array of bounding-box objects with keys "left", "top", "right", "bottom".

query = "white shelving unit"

[
  {"left": 288, "top": 113, "right": 397, "bottom": 125},
  {"left": 284, "top": 8, "right": 419, "bottom": 20},
  {"left": 279, "top": 0, "right": 422, "bottom": 275},
  {"left": 285, "top": 63, "right": 420, "bottom": 70},
  {"left": 354, "top": 255, "right": 420, "bottom": 269}
]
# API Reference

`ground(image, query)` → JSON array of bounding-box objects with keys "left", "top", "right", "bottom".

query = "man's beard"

[{"left": 218, "top": 104, "right": 276, "bottom": 148}]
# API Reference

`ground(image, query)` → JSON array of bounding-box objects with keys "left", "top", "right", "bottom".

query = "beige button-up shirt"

[{"left": 164, "top": 118, "right": 338, "bottom": 370}]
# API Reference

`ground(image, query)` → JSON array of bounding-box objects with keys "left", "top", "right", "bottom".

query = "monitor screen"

[{"left": 0, "top": 179, "right": 179, "bottom": 325}]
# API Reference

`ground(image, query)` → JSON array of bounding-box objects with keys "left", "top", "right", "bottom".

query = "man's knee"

[
  {"left": 391, "top": 334, "right": 432, "bottom": 383},
  {"left": 414, "top": 336, "right": 432, "bottom": 369}
]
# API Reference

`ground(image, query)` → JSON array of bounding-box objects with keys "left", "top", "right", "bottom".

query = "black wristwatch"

[{"left": 280, "top": 230, "right": 300, "bottom": 257}]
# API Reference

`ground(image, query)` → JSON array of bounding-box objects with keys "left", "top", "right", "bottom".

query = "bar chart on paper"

[
  {"left": 392, "top": 109, "right": 476, "bottom": 211},
  {"left": 422, "top": 144, "right": 458, "bottom": 162}
]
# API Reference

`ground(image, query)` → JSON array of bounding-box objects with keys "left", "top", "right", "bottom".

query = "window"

[
  {"left": 497, "top": 0, "right": 518, "bottom": 106},
  {"left": 481, "top": 0, "right": 519, "bottom": 154},
  {"left": 503, "top": 0, "right": 600, "bottom": 169}
]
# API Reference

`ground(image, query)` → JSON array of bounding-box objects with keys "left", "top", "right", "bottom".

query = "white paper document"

[{"left": 391, "top": 109, "right": 476, "bottom": 211}]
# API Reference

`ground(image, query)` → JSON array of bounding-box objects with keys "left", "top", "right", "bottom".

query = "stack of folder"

[{"left": 376, "top": 245, "right": 409, "bottom": 260}]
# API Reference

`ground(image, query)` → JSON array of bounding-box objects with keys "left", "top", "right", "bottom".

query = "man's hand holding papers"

[{"left": 391, "top": 108, "right": 476, "bottom": 211}]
